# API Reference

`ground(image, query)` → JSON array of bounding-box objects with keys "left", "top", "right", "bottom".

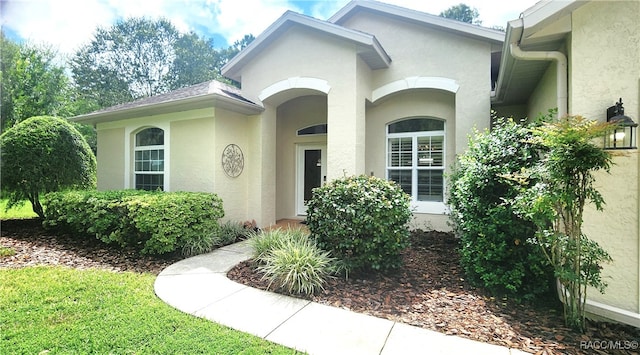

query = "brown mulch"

[
  {"left": 228, "top": 230, "right": 640, "bottom": 355},
  {"left": 0, "top": 219, "right": 182, "bottom": 275},
  {"left": 2, "top": 219, "right": 638, "bottom": 354}
]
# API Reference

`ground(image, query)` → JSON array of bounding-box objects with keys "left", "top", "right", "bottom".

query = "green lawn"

[
  {"left": 0, "top": 199, "right": 37, "bottom": 220},
  {"left": 0, "top": 266, "right": 299, "bottom": 354}
]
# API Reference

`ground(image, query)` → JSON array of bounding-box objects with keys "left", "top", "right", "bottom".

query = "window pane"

[
  {"left": 417, "top": 170, "right": 443, "bottom": 202},
  {"left": 135, "top": 149, "right": 164, "bottom": 172},
  {"left": 417, "top": 136, "right": 444, "bottom": 167},
  {"left": 135, "top": 174, "right": 164, "bottom": 191},
  {"left": 297, "top": 124, "right": 327, "bottom": 135},
  {"left": 136, "top": 128, "right": 164, "bottom": 146},
  {"left": 388, "top": 137, "right": 413, "bottom": 167},
  {"left": 388, "top": 169, "right": 412, "bottom": 196},
  {"left": 389, "top": 118, "right": 444, "bottom": 133}
]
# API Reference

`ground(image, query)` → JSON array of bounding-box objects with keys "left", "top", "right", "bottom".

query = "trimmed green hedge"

[{"left": 42, "top": 190, "right": 224, "bottom": 255}]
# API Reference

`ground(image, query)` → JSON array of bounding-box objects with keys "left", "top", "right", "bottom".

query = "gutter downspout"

[{"left": 509, "top": 42, "right": 568, "bottom": 118}]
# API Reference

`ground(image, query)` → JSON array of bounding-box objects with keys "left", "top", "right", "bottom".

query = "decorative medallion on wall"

[{"left": 222, "top": 144, "right": 244, "bottom": 178}]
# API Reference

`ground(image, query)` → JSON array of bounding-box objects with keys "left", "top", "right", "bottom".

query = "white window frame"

[
  {"left": 133, "top": 127, "right": 165, "bottom": 191},
  {"left": 386, "top": 120, "right": 448, "bottom": 214}
]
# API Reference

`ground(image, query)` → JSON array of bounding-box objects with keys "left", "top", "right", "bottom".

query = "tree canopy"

[
  {"left": 0, "top": 116, "right": 97, "bottom": 218},
  {"left": 439, "top": 3, "right": 481, "bottom": 25},
  {"left": 0, "top": 32, "right": 72, "bottom": 131},
  {"left": 70, "top": 17, "right": 231, "bottom": 110}
]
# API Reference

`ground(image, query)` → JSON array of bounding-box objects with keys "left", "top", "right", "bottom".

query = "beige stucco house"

[
  {"left": 75, "top": 0, "right": 639, "bottom": 327},
  {"left": 492, "top": 0, "right": 640, "bottom": 327},
  {"left": 76, "top": 0, "right": 503, "bottom": 232}
]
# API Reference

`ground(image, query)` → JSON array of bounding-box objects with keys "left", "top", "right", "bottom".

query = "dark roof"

[
  {"left": 73, "top": 80, "right": 263, "bottom": 124},
  {"left": 90, "top": 80, "right": 255, "bottom": 114}
]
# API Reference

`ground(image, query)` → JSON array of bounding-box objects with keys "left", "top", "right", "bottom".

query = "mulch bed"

[
  {"left": 0, "top": 219, "right": 182, "bottom": 274},
  {"left": 2, "top": 219, "right": 639, "bottom": 354},
  {"left": 228, "top": 230, "right": 640, "bottom": 355}
]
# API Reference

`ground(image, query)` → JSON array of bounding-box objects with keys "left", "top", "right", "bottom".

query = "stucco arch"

[
  {"left": 371, "top": 76, "right": 459, "bottom": 103},
  {"left": 259, "top": 77, "right": 331, "bottom": 106}
]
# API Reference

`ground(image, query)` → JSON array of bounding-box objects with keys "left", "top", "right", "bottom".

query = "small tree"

[
  {"left": 1, "top": 116, "right": 96, "bottom": 218},
  {"left": 512, "top": 115, "right": 613, "bottom": 331}
]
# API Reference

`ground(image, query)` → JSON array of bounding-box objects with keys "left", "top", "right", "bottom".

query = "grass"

[
  {"left": 0, "top": 266, "right": 299, "bottom": 354},
  {"left": 0, "top": 199, "right": 37, "bottom": 220}
]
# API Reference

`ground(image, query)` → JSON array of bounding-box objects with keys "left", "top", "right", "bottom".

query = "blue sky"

[{"left": 1, "top": 0, "right": 538, "bottom": 56}]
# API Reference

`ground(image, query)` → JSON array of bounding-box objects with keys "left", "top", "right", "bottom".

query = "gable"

[{"left": 221, "top": 11, "right": 390, "bottom": 82}]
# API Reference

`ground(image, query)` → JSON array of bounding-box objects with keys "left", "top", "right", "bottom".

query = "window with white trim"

[
  {"left": 387, "top": 118, "right": 445, "bottom": 211},
  {"left": 134, "top": 127, "right": 164, "bottom": 191}
]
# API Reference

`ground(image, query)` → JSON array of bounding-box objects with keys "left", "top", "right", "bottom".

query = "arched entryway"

[{"left": 259, "top": 78, "right": 330, "bottom": 220}]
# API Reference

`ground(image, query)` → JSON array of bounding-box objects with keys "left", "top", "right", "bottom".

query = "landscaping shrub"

[
  {"left": 127, "top": 192, "right": 223, "bottom": 255},
  {"left": 306, "top": 175, "right": 412, "bottom": 272},
  {"left": 0, "top": 116, "right": 96, "bottom": 218},
  {"left": 251, "top": 228, "right": 339, "bottom": 295},
  {"left": 43, "top": 190, "right": 143, "bottom": 245},
  {"left": 448, "top": 116, "right": 552, "bottom": 300},
  {"left": 42, "top": 190, "right": 224, "bottom": 256}
]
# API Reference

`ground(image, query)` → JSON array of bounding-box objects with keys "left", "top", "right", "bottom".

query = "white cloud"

[
  {"left": 2, "top": 0, "right": 538, "bottom": 59},
  {"left": 2, "top": 0, "right": 117, "bottom": 55},
  {"left": 210, "top": 0, "right": 301, "bottom": 43}
]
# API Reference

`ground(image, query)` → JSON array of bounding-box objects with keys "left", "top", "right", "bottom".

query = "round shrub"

[
  {"left": 448, "top": 116, "right": 552, "bottom": 300},
  {"left": 306, "top": 175, "right": 412, "bottom": 272},
  {"left": 1, "top": 116, "right": 96, "bottom": 218}
]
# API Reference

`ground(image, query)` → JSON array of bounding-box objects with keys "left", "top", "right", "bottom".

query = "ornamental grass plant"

[{"left": 250, "top": 227, "right": 340, "bottom": 295}]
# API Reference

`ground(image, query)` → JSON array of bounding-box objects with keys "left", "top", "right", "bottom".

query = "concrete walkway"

[{"left": 154, "top": 240, "right": 528, "bottom": 355}]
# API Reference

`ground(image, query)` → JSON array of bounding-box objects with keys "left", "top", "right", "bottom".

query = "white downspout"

[{"left": 509, "top": 42, "right": 568, "bottom": 117}]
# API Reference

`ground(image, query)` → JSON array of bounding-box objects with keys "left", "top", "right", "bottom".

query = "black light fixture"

[{"left": 605, "top": 98, "right": 637, "bottom": 149}]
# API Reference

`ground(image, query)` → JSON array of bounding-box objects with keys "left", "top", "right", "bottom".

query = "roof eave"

[
  {"left": 330, "top": 0, "right": 504, "bottom": 45},
  {"left": 492, "top": 0, "right": 585, "bottom": 106},
  {"left": 72, "top": 93, "right": 264, "bottom": 125},
  {"left": 492, "top": 19, "right": 523, "bottom": 104}
]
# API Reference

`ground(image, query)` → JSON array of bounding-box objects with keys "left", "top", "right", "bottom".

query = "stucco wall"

[
  {"left": 570, "top": 1, "right": 639, "bottom": 121},
  {"left": 570, "top": 0, "right": 640, "bottom": 315},
  {"left": 583, "top": 153, "right": 639, "bottom": 313},
  {"left": 96, "top": 127, "right": 125, "bottom": 190},
  {"left": 527, "top": 62, "right": 558, "bottom": 120},
  {"left": 213, "top": 108, "right": 251, "bottom": 223},
  {"left": 341, "top": 10, "right": 494, "bottom": 152},
  {"left": 170, "top": 117, "right": 215, "bottom": 193},
  {"left": 96, "top": 107, "right": 255, "bottom": 223},
  {"left": 240, "top": 26, "right": 355, "bottom": 104}
]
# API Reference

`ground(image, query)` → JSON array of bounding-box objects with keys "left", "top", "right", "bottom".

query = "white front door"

[{"left": 296, "top": 144, "right": 327, "bottom": 215}]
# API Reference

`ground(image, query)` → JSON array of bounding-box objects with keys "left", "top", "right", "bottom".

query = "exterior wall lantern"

[{"left": 605, "top": 98, "right": 637, "bottom": 149}]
